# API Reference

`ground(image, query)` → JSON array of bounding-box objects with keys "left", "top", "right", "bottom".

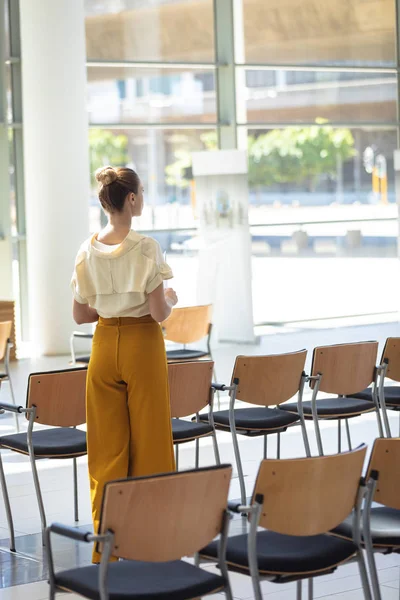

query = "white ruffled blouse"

[{"left": 71, "top": 230, "right": 172, "bottom": 318}]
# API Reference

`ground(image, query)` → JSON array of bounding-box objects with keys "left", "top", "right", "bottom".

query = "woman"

[{"left": 71, "top": 166, "right": 177, "bottom": 562}]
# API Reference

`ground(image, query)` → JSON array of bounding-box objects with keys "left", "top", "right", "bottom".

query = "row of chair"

[
  {"left": 199, "top": 339, "right": 400, "bottom": 505},
  {"left": 0, "top": 360, "right": 220, "bottom": 551},
  {"left": 44, "top": 437, "right": 400, "bottom": 600},
  {"left": 70, "top": 304, "right": 215, "bottom": 368},
  {"left": 1, "top": 337, "right": 399, "bottom": 551}
]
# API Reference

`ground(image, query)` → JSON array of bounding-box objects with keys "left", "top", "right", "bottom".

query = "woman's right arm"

[
  {"left": 72, "top": 299, "right": 99, "bottom": 325},
  {"left": 148, "top": 284, "right": 178, "bottom": 322}
]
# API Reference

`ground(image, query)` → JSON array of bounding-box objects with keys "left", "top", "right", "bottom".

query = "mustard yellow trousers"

[{"left": 86, "top": 316, "right": 175, "bottom": 562}]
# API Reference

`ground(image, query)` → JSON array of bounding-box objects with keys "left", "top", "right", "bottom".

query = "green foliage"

[
  {"left": 165, "top": 131, "right": 218, "bottom": 188},
  {"left": 165, "top": 122, "right": 356, "bottom": 191},
  {"left": 88, "top": 129, "right": 129, "bottom": 185},
  {"left": 249, "top": 122, "right": 356, "bottom": 190}
]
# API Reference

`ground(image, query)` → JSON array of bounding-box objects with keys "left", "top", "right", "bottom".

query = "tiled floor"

[{"left": 1, "top": 319, "right": 400, "bottom": 598}]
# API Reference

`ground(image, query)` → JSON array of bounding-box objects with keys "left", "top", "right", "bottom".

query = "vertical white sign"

[{"left": 192, "top": 150, "right": 255, "bottom": 343}]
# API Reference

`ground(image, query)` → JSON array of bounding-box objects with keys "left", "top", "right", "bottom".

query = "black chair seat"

[
  {"left": 199, "top": 407, "right": 299, "bottom": 432},
  {"left": 0, "top": 428, "right": 87, "bottom": 457},
  {"left": 55, "top": 558, "right": 225, "bottom": 600},
  {"left": 0, "top": 373, "right": 7, "bottom": 379},
  {"left": 280, "top": 397, "right": 375, "bottom": 418},
  {"left": 166, "top": 349, "right": 209, "bottom": 361},
  {"left": 200, "top": 530, "right": 357, "bottom": 576},
  {"left": 332, "top": 506, "right": 400, "bottom": 547},
  {"left": 351, "top": 386, "right": 400, "bottom": 407},
  {"left": 172, "top": 419, "right": 213, "bottom": 442},
  {"left": 74, "top": 355, "right": 91, "bottom": 364}
]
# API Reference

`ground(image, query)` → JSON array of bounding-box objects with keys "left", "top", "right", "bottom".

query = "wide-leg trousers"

[{"left": 86, "top": 315, "right": 175, "bottom": 562}]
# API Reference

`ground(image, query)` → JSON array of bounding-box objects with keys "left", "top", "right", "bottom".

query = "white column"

[{"left": 20, "top": 0, "right": 90, "bottom": 355}]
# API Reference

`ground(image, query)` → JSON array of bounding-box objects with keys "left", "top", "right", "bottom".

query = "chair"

[
  {"left": 163, "top": 305, "right": 213, "bottom": 362},
  {"left": 331, "top": 437, "right": 400, "bottom": 600},
  {"left": 45, "top": 465, "right": 234, "bottom": 600},
  {"left": 349, "top": 337, "right": 400, "bottom": 438},
  {"left": 0, "top": 321, "right": 19, "bottom": 431},
  {"left": 199, "top": 350, "right": 310, "bottom": 505},
  {"left": 280, "top": 342, "right": 383, "bottom": 456},
  {"left": 70, "top": 305, "right": 214, "bottom": 367},
  {"left": 200, "top": 446, "right": 370, "bottom": 600},
  {"left": 0, "top": 368, "right": 87, "bottom": 551},
  {"left": 70, "top": 330, "right": 93, "bottom": 365},
  {"left": 169, "top": 361, "right": 220, "bottom": 470}
]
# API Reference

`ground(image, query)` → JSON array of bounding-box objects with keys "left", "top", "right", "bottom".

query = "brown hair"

[{"left": 95, "top": 166, "right": 140, "bottom": 213}]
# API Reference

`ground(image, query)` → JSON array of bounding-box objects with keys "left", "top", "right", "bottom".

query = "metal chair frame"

[
  {"left": 307, "top": 371, "right": 383, "bottom": 457},
  {"left": 0, "top": 369, "right": 86, "bottom": 550},
  {"left": 0, "top": 334, "right": 19, "bottom": 432},
  {"left": 174, "top": 386, "right": 221, "bottom": 470},
  {"left": 216, "top": 372, "right": 311, "bottom": 506},
  {"left": 45, "top": 468, "right": 234, "bottom": 600}
]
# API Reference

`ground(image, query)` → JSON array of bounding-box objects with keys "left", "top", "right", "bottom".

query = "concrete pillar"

[{"left": 20, "top": 0, "right": 90, "bottom": 354}]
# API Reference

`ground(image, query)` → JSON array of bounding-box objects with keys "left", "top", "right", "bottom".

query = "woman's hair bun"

[{"left": 95, "top": 166, "right": 118, "bottom": 186}]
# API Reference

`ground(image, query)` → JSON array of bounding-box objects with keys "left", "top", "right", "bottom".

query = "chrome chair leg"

[
  {"left": 277, "top": 432, "right": 281, "bottom": 459},
  {"left": 338, "top": 420, "right": 342, "bottom": 453},
  {"left": 263, "top": 435, "right": 267, "bottom": 459},
  {"left": 211, "top": 431, "right": 221, "bottom": 465},
  {"left": 357, "top": 550, "right": 373, "bottom": 600},
  {"left": 230, "top": 425, "right": 246, "bottom": 506},
  {"left": 27, "top": 413, "right": 47, "bottom": 544},
  {"left": 297, "top": 580, "right": 302, "bottom": 600},
  {"left": 0, "top": 451, "right": 15, "bottom": 551},
  {"left": 175, "top": 444, "right": 179, "bottom": 471},
  {"left": 195, "top": 438, "right": 200, "bottom": 469},
  {"left": 345, "top": 419, "right": 352, "bottom": 451},
  {"left": 73, "top": 457, "right": 79, "bottom": 522},
  {"left": 308, "top": 578, "right": 314, "bottom": 600}
]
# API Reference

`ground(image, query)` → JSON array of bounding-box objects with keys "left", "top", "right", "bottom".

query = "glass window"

[
  {"left": 245, "top": 126, "right": 398, "bottom": 323},
  {"left": 88, "top": 127, "right": 216, "bottom": 232},
  {"left": 242, "top": 0, "right": 396, "bottom": 66},
  {"left": 87, "top": 66, "right": 216, "bottom": 124},
  {"left": 242, "top": 69, "right": 397, "bottom": 123},
  {"left": 84, "top": 0, "right": 215, "bottom": 63}
]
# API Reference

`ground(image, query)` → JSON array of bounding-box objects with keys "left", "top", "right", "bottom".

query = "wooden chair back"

[
  {"left": 163, "top": 305, "right": 212, "bottom": 345},
  {"left": 169, "top": 361, "right": 214, "bottom": 418},
  {"left": 0, "top": 321, "right": 12, "bottom": 362},
  {"left": 253, "top": 445, "right": 366, "bottom": 536},
  {"left": 26, "top": 368, "right": 87, "bottom": 427},
  {"left": 311, "top": 342, "right": 378, "bottom": 395},
  {"left": 231, "top": 350, "right": 307, "bottom": 406},
  {"left": 382, "top": 338, "right": 400, "bottom": 383},
  {"left": 99, "top": 465, "right": 232, "bottom": 561},
  {"left": 367, "top": 438, "right": 400, "bottom": 510}
]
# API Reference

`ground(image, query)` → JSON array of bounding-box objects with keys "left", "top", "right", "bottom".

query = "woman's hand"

[{"left": 164, "top": 288, "right": 178, "bottom": 308}]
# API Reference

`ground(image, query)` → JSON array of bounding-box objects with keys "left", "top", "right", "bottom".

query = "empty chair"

[
  {"left": 163, "top": 305, "right": 213, "bottom": 362},
  {"left": 199, "top": 350, "right": 310, "bottom": 505},
  {"left": 169, "top": 361, "right": 220, "bottom": 469},
  {"left": 70, "top": 305, "right": 214, "bottom": 367},
  {"left": 70, "top": 330, "right": 93, "bottom": 365},
  {"left": 0, "top": 368, "right": 87, "bottom": 550},
  {"left": 45, "top": 465, "right": 233, "bottom": 600},
  {"left": 349, "top": 337, "right": 400, "bottom": 438},
  {"left": 0, "top": 320, "right": 19, "bottom": 431},
  {"left": 331, "top": 438, "right": 400, "bottom": 600},
  {"left": 200, "top": 446, "right": 370, "bottom": 600},
  {"left": 281, "top": 342, "right": 383, "bottom": 456}
]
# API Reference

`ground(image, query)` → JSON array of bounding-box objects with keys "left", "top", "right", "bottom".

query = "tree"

[
  {"left": 165, "top": 131, "right": 217, "bottom": 189},
  {"left": 249, "top": 121, "right": 356, "bottom": 191},
  {"left": 165, "top": 121, "right": 356, "bottom": 192},
  {"left": 88, "top": 129, "right": 129, "bottom": 185}
]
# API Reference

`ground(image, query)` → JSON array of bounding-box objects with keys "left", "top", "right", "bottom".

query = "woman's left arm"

[{"left": 73, "top": 299, "right": 99, "bottom": 325}]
